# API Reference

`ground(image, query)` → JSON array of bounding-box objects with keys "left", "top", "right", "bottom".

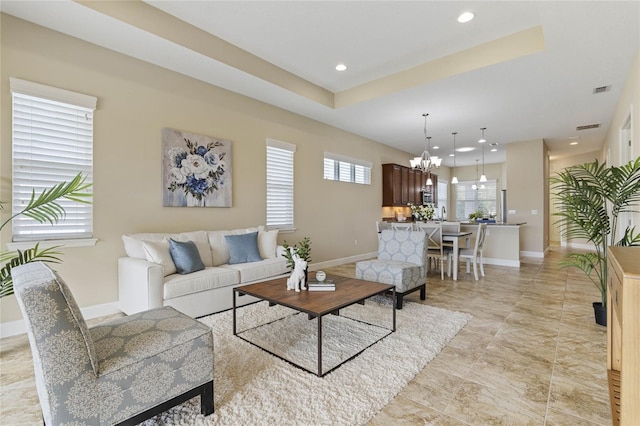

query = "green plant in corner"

[
  {"left": 282, "top": 237, "right": 311, "bottom": 270},
  {"left": 0, "top": 173, "right": 92, "bottom": 297},
  {"left": 550, "top": 157, "right": 640, "bottom": 308}
]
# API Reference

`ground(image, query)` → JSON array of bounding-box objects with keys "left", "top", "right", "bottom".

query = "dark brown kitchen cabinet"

[{"left": 382, "top": 163, "right": 437, "bottom": 207}]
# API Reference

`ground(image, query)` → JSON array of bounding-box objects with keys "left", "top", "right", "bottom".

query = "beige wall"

[
  {"left": 549, "top": 150, "right": 602, "bottom": 244},
  {"left": 0, "top": 15, "right": 414, "bottom": 323},
  {"left": 506, "top": 139, "right": 546, "bottom": 254},
  {"left": 602, "top": 50, "right": 639, "bottom": 167}
]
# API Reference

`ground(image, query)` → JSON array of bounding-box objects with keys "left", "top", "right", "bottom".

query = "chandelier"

[{"left": 409, "top": 113, "right": 442, "bottom": 173}]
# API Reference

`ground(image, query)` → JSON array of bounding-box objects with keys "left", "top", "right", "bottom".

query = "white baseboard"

[
  {"left": 482, "top": 257, "right": 521, "bottom": 268},
  {"left": 561, "top": 241, "right": 596, "bottom": 251},
  {"left": 309, "top": 252, "right": 377, "bottom": 271},
  {"left": 0, "top": 302, "right": 121, "bottom": 339},
  {"left": 520, "top": 250, "right": 545, "bottom": 258}
]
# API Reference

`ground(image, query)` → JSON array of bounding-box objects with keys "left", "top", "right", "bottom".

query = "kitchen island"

[{"left": 460, "top": 222, "right": 525, "bottom": 267}]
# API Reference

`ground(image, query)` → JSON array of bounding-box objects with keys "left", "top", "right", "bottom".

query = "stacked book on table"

[{"left": 307, "top": 279, "right": 335, "bottom": 291}]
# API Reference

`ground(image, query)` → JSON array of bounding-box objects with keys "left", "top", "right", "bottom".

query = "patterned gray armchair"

[
  {"left": 355, "top": 229, "right": 427, "bottom": 309},
  {"left": 12, "top": 262, "right": 214, "bottom": 425}
]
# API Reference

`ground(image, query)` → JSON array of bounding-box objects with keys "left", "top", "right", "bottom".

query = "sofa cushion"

[
  {"left": 225, "top": 232, "right": 262, "bottom": 265},
  {"left": 258, "top": 227, "right": 279, "bottom": 259},
  {"left": 169, "top": 239, "right": 205, "bottom": 274},
  {"left": 163, "top": 267, "right": 240, "bottom": 299},
  {"left": 122, "top": 233, "right": 165, "bottom": 259},
  {"left": 168, "top": 231, "right": 213, "bottom": 267},
  {"left": 208, "top": 227, "right": 259, "bottom": 266},
  {"left": 142, "top": 240, "right": 177, "bottom": 276},
  {"left": 221, "top": 258, "right": 288, "bottom": 283}
]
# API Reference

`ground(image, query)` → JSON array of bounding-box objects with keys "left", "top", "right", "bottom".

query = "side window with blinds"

[
  {"left": 266, "top": 138, "right": 295, "bottom": 230},
  {"left": 10, "top": 78, "right": 95, "bottom": 242},
  {"left": 323, "top": 152, "right": 371, "bottom": 185}
]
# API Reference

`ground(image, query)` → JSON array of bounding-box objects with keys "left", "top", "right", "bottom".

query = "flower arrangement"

[
  {"left": 167, "top": 137, "right": 227, "bottom": 204},
  {"left": 408, "top": 203, "right": 434, "bottom": 221}
]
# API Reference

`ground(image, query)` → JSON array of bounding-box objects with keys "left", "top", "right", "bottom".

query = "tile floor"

[{"left": 0, "top": 246, "right": 611, "bottom": 425}]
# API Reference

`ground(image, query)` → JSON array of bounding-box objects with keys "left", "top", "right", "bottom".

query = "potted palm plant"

[
  {"left": 551, "top": 158, "right": 640, "bottom": 325},
  {"left": 0, "top": 173, "right": 92, "bottom": 297}
]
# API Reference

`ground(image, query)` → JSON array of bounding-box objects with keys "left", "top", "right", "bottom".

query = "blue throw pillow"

[
  {"left": 225, "top": 232, "right": 262, "bottom": 265},
  {"left": 169, "top": 239, "right": 205, "bottom": 274}
]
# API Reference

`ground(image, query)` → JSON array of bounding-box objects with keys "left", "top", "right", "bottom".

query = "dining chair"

[
  {"left": 376, "top": 220, "right": 391, "bottom": 233},
  {"left": 391, "top": 222, "right": 413, "bottom": 231},
  {"left": 440, "top": 221, "right": 461, "bottom": 248},
  {"left": 450, "top": 223, "right": 488, "bottom": 281},
  {"left": 415, "top": 222, "right": 446, "bottom": 280}
]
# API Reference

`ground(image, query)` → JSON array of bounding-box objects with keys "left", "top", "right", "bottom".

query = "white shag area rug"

[{"left": 142, "top": 297, "right": 471, "bottom": 426}]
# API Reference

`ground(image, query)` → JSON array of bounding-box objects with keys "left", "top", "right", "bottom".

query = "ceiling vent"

[
  {"left": 576, "top": 123, "right": 601, "bottom": 131},
  {"left": 593, "top": 85, "right": 611, "bottom": 94}
]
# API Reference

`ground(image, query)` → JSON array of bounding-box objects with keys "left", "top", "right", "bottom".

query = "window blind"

[
  {"left": 455, "top": 179, "right": 497, "bottom": 221},
  {"left": 11, "top": 78, "right": 95, "bottom": 242},
  {"left": 323, "top": 152, "right": 371, "bottom": 184},
  {"left": 266, "top": 139, "right": 295, "bottom": 229}
]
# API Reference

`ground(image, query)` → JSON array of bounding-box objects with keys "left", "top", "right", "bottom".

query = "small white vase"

[{"left": 186, "top": 193, "right": 205, "bottom": 207}]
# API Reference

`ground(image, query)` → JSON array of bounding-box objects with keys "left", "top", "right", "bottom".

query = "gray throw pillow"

[
  {"left": 169, "top": 239, "right": 205, "bottom": 274},
  {"left": 225, "top": 232, "right": 262, "bottom": 264}
]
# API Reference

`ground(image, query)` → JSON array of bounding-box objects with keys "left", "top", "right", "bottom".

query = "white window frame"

[
  {"left": 9, "top": 78, "right": 96, "bottom": 249},
  {"left": 437, "top": 180, "right": 448, "bottom": 219},
  {"left": 455, "top": 179, "right": 498, "bottom": 221},
  {"left": 323, "top": 152, "right": 372, "bottom": 185},
  {"left": 266, "top": 138, "right": 296, "bottom": 231}
]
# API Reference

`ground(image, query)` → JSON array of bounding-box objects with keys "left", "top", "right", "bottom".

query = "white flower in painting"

[
  {"left": 181, "top": 154, "right": 210, "bottom": 178},
  {"left": 167, "top": 147, "right": 188, "bottom": 168},
  {"left": 169, "top": 168, "right": 186, "bottom": 184}
]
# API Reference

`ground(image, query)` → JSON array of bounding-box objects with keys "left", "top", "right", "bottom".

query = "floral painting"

[{"left": 162, "top": 128, "right": 232, "bottom": 207}]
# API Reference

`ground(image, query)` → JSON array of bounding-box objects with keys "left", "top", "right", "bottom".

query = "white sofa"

[{"left": 118, "top": 226, "right": 289, "bottom": 318}]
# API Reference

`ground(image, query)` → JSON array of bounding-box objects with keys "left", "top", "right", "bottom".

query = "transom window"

[{"left": 323, "top": 152, "right": 371, "bottom": 185}]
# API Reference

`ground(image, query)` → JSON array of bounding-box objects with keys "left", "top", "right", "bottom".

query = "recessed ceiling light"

[
  {"left": 456, "top": 147, "right": 475, "bottom": 152},
  {"left": 570, "top": 141, "right": 579, "bottom": 146},
  {"left": 335, "top": 64, "right": 347, "bottom": 71},
  {"left": 433, "top": 146, "right": 439, "bottom": 150},
  {"left": 490, "top": 148, "right": 498, "bottom": 152},
  {"left": 457, "top": 12, "right": 475, "bottom": 23},
  {"left": 449, "top": 153, "right": 455, "bottom": 157}
]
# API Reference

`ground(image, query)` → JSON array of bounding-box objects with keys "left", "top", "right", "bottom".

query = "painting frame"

[{"left": 162, "top": 128, "right": 232, "bottom": 207}]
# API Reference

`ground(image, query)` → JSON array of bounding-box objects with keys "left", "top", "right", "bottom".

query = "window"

[
  {"left": 455, "top": 179, "right": 497, "bottom": 221},
  {"left": 437, "top": 180, "right": 448, "bottom": 219},
  {"left": 266, "top": 139, "right": 296, "bottom": 229},
  {"left": 323, "top": 152, "right": 371, "bottom": 185},
  {"left": 10, "top": 78, "right": 95, "bottom": 243}
]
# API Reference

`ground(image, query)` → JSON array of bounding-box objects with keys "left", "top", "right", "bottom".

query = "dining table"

[{"left": 442, "top": 231, "right": 472, "bottom": 280}]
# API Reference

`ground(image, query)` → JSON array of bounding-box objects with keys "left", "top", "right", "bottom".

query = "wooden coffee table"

[{"left": 233, "top": 275, "right": 395, "bottom": 376}]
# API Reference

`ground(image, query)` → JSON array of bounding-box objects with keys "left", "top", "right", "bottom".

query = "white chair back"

[
  {"left": 376, "top": 220, "right": 391, "bottom": 233},
  {"left": 391, "top": 222, "right": 413, "bottom": 231},
  {"left": 440, "top": 221, "right": 461, "bottom": 235},
  {"left": 415, "top": 222, "right": 446, "bottom": 279},
  {"left": 440, "top": 221, "right": 461, "bottom": 249}
]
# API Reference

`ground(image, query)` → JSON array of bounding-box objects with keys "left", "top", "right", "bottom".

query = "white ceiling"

[{"left": 2, "top": 1, "right": 639, "bottom": 167}]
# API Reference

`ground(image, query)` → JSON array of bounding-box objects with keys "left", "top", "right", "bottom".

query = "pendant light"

[
  {"left": 451, "top": 132, "right": 458, "bottom": 184},
  {"left": 426, "top": 143, "right": 433, "bottom": 186},
  {"left": 472, "top": 159, "right": 479, "bottom": 190},
  {"left": 479, "top": 127, "right": 487, "bottom": 183},
  {"left": 409, "top": 113, "right": 442, "bottom": 174}
]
